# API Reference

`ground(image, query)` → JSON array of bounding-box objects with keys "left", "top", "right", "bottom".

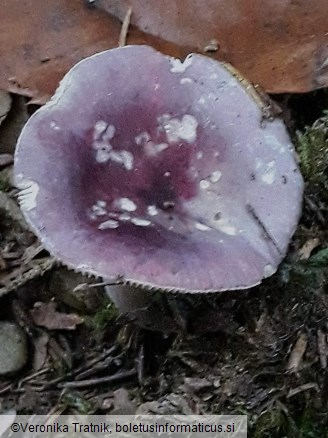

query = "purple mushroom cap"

[{"left": 14, "top": 45, "right": 303, "bottom": 293}]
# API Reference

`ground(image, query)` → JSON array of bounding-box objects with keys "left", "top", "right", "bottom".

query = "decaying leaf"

[
  {"left": 0, "top": 91, "right": 11, "bottom": 125},
  {"left": 0, "top": 0, "right": 185, "bottom": 104},
  {"left": 286, "top": 333, "right": 308, "bottom": 373},
  {"left": 1, "top": 1, "right": 327, "bottom": 103},
  {"left": 317, "top": 329, "right": 328, "bottom": 369},
  {"left": 30, "top": 301, "right": 84, "bottom": 330},
  {"left": 106, "top": 0, "right": 328, "bottom": 93},
  {"left": 299, "top": 238, "right": 320, "bottom": 261}
]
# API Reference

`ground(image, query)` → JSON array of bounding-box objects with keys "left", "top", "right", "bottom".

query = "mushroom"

[{"left": 14, "top": 46, "right": 303, "bottom": 332}]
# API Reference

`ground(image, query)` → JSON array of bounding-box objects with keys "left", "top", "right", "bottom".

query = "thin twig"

[
  {"left": 118, "top": 7, "right": 132, "bottom": 47},
  {"left": 59, "top": 369, "right": 136, "bottom": 389},
  {"left": 246, "top": 203, "right": 282, "bottom": 255}
]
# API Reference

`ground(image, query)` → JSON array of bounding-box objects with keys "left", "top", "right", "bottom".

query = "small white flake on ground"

[
  {"left": 98, "top": 219, "right": 119, "bottom": 230},
  {"left": 131, "top": 218, "right": 151, "bottom": 226},
  {"left": 169, "top": 55, "right": 193, "bottom": 73}
]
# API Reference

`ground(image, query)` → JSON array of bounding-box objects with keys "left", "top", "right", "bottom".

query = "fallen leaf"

[
  {"left": 30, "top": 301, "right": 84, "bottom": 330},
  {"left": 0, "top": 154, "right": 14, "bottom": 167},
  {"left": 286, "top": 333, "right": 308, "bottom": 373},
  {"left": 0, "top": 91, "right": 11, "bottom": 125},
  {"left": 106, "top": 0, "right": 328, "bottom": 93},
  {"left": 0, "top": 0, "right": 185, "bottom": 104},
  {"left": 317, "top": 329, "right": 328, "bottom": 369},
  {"left": 0, "top": 95, "right": 28, "bottom": 155},
  {"left": 32, "top": 331, "right": 49, "bottom": 371},
  {"left": 299, "top": 238, "right": 321, "bottom": 260}
]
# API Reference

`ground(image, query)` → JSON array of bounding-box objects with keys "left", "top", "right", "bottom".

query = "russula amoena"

[{"left": 14, "top": 46, "right": 303, "bottom": 331}]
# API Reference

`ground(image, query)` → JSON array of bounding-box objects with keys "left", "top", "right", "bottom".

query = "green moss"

[
  {"left": 298, "top": 410, "right": 328, "bottom": 438},
  {"left": 296, "top": 111, "right": 328, "bottom": 189},
  {"left": 0, "top": 173, "right": 10, "bottom": 192},
  {"left": 84, "top": 300, "right": 118, "bottom": 342}
]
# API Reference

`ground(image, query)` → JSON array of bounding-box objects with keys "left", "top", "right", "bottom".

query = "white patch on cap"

[
  {"left": 209, "top": 170, "right": 222, "bottom": 183},
  {"left": 211, "top": 73, "right": 219, "bottom": 80},
  {"left": 164, "top": 171, "right": 171, "bottom": 177},
  {"left": 216, "top": 218, "right": 237, "bottom": 236},
  {"left": 196, "top": 151, "right": 203, "bottom": 160},
  {"left": 158, "top": 114, "right": 198, "bottom": 144},
  {"left": 263, "top": 264, "right": 276, "bottom": 277},
  {"left": 98, "top": 219, "right": 119, "bottom": 230},
  {"left": 17, "top": 179, "right": 39, "bottom": 212},
  {"left": 147, "top": 205, "right": 158, "bottom": 216},
  {"left": 135, "top": 132, "right": 168, "bottom": 156},
  {"left": 135, "top": 132, "right": 150, "bottom": 146},
  {"left": 93, "top": 122, "right": 116, "bottom": 163},
  {"left": 169, "top": 55, "right": 193, "bottom": 73},
  {"left": 180, "top": 77, "right": 193, "bottom": 84},
  {"left": 95, "top": 145, "right": 112, "bottom": 163},
  {"left": 94, "top": 120, "right": 108, "bottom": 139},
  {"left": 131, "top": 218, "right": 152, "bottom": 227},
  {"left": 116, "top": 197, "right": 137, "bottom": 212},
  {"left": 261, "top": 161, "right": 276, "bottom": 184},
  {"left": 94, "top": 120, "right": 115, "bottom": 140},
  {"left": 91, "top": 201, "right": 107, "bottom": 216},
  {"left": 195, "top": 222, "right": 211, "bottom": 231},
  {"left": 119, "top": 213, "right": 131, "bottom": 221},
  {"left": 109, "top": 150, "right": 134, "bottom": 170},
  {"left": 144, "top": 142, "right": 168, "bottom": 157},
  {"left": 198, "top": 97, "right": 206, "bottom": 105},
  {"left": 200, "top": 179, "right": 210, "bottom": 189},
  {"left": 50, "top": 121, "right": 61, "bottom": 131}
]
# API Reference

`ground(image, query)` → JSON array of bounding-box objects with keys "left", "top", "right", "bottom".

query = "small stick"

[
  {"left": 59, "top": 369, "right": 136, "bottom": 389},
  {"left": 246, "top": 203, "right": 282, "bottom": 255},
  {"left": 118, "top": 7, "right": 133, "bottom": 47}
]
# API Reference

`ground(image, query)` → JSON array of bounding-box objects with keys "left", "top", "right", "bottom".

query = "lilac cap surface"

[{"left": 14, "top": 46, "right": 303, "bottom": 293}]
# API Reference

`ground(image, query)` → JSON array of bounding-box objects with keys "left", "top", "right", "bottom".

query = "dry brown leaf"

[
  {"left": 286, "top": 333, "right": 308, "bottom": 373},
  {"left": 0, "top": 0, "right": 185, "bottom": 104},
  {"left": 30, "top": 301, "right": 84, "bottom": 330},
  {"left": 106, "top": 0, "right": 328, "bottom": 93},
  {"left": 299, "top": 238, "right": 321, "bottom": 260}
]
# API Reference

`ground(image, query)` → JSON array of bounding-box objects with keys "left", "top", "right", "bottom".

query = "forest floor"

[{"left": 0, "top": 90, "right": 327, "bottom": 438}]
